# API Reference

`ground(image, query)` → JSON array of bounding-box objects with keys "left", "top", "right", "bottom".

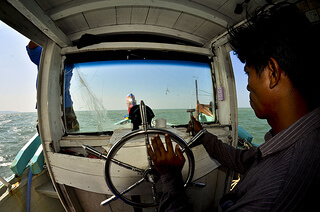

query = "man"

[
  {"left": 26, "top": 41, "right": 79, "bottom": 132},
  {"left": 148, "top": 3, "right": 320, "bottom": 211}
]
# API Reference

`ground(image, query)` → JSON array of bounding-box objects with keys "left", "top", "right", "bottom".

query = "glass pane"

[{"left": 64, "top": 60, "right": 215, "bottom": 133}]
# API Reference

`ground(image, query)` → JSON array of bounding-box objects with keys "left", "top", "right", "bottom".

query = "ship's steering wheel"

[{"left": 83, "top": 101, "right": 206, "bottom": 208}]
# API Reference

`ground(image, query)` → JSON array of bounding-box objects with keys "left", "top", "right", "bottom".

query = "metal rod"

[
  {"left": 100, "top": 177, "right": 145, "bottom": 206},
  {"left": 82, "top": 144, "right": 144, "bottom": 174},
  {"left": 181, "top": 129, "right": 207, "bottom": 153},
  {"left": 140, "top": 100, "right": 148, "bottom": 132},
  {"left": 139, "top": 101, "right": 153, "bottom": 168},
  {"left": 151, "top": 183, "right": 158, "bottom": 203}
]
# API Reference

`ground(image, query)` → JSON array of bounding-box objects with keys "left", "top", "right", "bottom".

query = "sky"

[
  {"left": 71, "top": 60, "right": 214, "bottom": 110},
  {"left": 0, "top": 21, "right": 37, "bottom": 112},
  {"left": 0, "top": 20, "right": 249, "bottom": 112}
]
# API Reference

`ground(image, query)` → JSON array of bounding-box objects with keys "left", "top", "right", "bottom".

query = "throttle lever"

[{"left": 182, "top": 129, "right": 207, "bottom": 153}]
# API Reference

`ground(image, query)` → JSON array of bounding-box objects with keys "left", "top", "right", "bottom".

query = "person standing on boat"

[
  {"left": 148, "top": 3, "right": 320, "bottom": 211},
  {"left": 26, "top": 41, "right": 79, "bottom": 132}
]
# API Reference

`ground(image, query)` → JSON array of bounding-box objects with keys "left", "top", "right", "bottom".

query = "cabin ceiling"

[{"left": 4, "top": 0, "right": 271, "bottom": 48}]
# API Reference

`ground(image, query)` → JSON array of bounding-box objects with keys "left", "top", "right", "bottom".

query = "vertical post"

[{"left": 140, "top": 101, "right": 153, "bottom": 169}]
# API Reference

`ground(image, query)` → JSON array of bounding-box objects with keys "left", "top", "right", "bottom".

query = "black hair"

[{"left": 229, "top": 2, "right": 320, "bottom": 108}]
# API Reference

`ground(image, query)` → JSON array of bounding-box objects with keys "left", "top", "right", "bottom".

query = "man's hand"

[
  {"left": 186, "top": 115, "right": 203, "bottom": 134},
  {"left": 147, "top": 134, "right": 185, "bottom": 175},
  {"left": 28, "top": 41, "right": 39, "bottom": 50}
]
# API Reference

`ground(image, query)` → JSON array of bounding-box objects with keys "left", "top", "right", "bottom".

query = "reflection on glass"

[{"left": 65, "top": 60, "right": 215, "bottom": 133}]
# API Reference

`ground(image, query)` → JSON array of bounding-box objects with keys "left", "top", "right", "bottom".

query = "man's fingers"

[
  {"left": 165, "top": 134, "right": 174, "bottom": 153},
  {"left": 151, "top": 136, "right": 161, "bottom": 157},
  {"left": 175, "top": 144, "right": 185, "bottom": 163},
  {"left": 190, "top": 114, "right": 197, "bottom": 123},
  {"left": 147, "top": 144, "right": 156, "bottom": 160},
  {"left": 190, "top": 114, "right": 203, "bottom": 133},
  {"left": 155, "top": 134, "right": 166, "bottom": 156}
]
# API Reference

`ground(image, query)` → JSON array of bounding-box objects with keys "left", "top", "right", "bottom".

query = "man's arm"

[
  {"left": 189, "top": 115, "right": 257, "bottom": 174},
  {"left": 202, "top": 132, "right": 258, "bottom": 174},
  {"left": 26, "top": 41, "right": 42, "bottom": 67}
]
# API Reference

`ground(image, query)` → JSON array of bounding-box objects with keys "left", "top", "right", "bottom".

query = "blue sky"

[
  {"left": 71, "top": 60, "right": 214, "bottom": 110},
  {"left": 0, "top": 20, "right": 249, "bottom": 112}
]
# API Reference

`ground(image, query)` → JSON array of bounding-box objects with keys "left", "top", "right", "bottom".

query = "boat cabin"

[{"left": 1, "top": 0, "right": 318, "bottom": 211}]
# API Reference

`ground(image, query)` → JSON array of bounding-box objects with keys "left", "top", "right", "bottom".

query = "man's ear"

[{"left": 267, "top": 58, "right": 282, "bottom": 89}]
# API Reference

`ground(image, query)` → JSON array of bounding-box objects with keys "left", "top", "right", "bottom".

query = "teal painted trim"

[
  {"left": 10, "top": 133, "right": 41, "bottom": 176},
  {"left": 238, "top": 126, "right": 253, "bottom": 143},
  {"left": 30, "top": 145, "right": 44, "bottom": 175}
]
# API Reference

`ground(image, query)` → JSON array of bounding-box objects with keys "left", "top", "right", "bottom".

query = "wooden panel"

[
  {"left": 84, "top": 7, "right": 117, "bottom": 28},
  {"left": 173, "top": 12, "right": 206, "bottom": 33},
  {"left": 52, "top": 166, "right": 109, "bottom": 194},
  {"left": 146, "top": 8, "right": 181, "bottom": 28},
  {"left": 49, "top": 137, "right": 220, "bottom": 195},
  {"left": 56, "top": 13, "right": 89, "bottom": 35},
  {"left": 192, "top": 145, "right": 220, "bottom": 180},
  {"left": 61, "top": 42, "right": 214, "bottom": 56},
  {"left": 116, "top": 7, "right": 131, "bottom": 24},
  {"left": 8, "top": 0, "right": 71, "bottom": 47},
  {"left": 48, "top": 152, "right": 105, "bottom": 176},
  {"left": 67, "top": 25, "right": 207, "bottom": 45},
  {"left": 131, "top": 6, "right": 149, "bottom": 24},
  {"left": 193, "top": 20, "right": 225, "bottom": 40},
  {"left": 191, "top": 0, "right": 227, "bottom": 11},
  {"left": 48, "top": 152, "right": 148, "bottom": 195},
  {"left": 60, "top": 137, "right": 111, "bottom": 147},
  {"left": 35, "top": 0, "right": 71, "bottom": 12},
  {"left": 73, "top": 188, "right": 135, "bottom": 212}
]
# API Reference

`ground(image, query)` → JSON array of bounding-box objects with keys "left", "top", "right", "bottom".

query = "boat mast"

[
  {"left": 195, "top": 80, "right": 199, "bottom": 120},
  {"left": 195, "top": 79, "right": 199, "bottom": 103}
]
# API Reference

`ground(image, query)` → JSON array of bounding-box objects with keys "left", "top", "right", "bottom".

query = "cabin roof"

[{"left": 1, "top": 0, "right": 274, "bottom": 48}]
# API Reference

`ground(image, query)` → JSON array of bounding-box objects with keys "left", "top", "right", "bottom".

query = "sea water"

[
  {"left": 0, "top": 112, "right": 38, "bottom": 179},
  {"left": 0, "top": 108, "right": 269, "bottom": 179}
]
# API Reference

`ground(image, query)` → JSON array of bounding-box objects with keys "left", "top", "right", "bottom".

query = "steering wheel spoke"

[
  {"left": 111, "top": 158, "right": 145, "bottom": 174},
  {"left": 82, "top": 144, "right": 145, "bottom": 174},
  {"left": 101, "top": 177, "right": 145, "bottom": 206}
]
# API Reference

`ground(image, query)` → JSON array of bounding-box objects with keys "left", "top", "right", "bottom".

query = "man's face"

[{"left": 245, "top": 65, "right": 272, "bottom": 119}]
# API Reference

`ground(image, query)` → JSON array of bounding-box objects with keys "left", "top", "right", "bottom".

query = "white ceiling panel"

[
  {"left": 131, "top": 7, "right": 149, "bottom": 24},
  {"left": 193, "top": 20, "right": 225, "bottom": 40},
  {"left": 56, "top": 13, "right": 89, "bottom": 35},
  {"left": 116, "top": 7, "right": 132, "bottom": 24},
  {"left": 84, "top": 7, "right": 117, "bottom": 28},
  {"left": 146, "top": 8, "right": 181, "bottom": 28},
  {"left": 4, "top": 0, "right": 281, "bottom": 47},
  {"left": 173, "top": 13, "right": 206, "bottom": 34}
]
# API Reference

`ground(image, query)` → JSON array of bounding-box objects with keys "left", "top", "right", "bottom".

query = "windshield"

[{"left": 64, "top": 60, "right": 215, "bottom": 133}]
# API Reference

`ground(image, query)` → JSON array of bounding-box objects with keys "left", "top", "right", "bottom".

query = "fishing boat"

[{"left": 0, "top": 0, "right": 317, "bottom": 211}]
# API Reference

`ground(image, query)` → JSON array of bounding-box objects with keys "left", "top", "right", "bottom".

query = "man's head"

[{"left": 229, "top": 3, "right": 320, "bottom": 111}]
